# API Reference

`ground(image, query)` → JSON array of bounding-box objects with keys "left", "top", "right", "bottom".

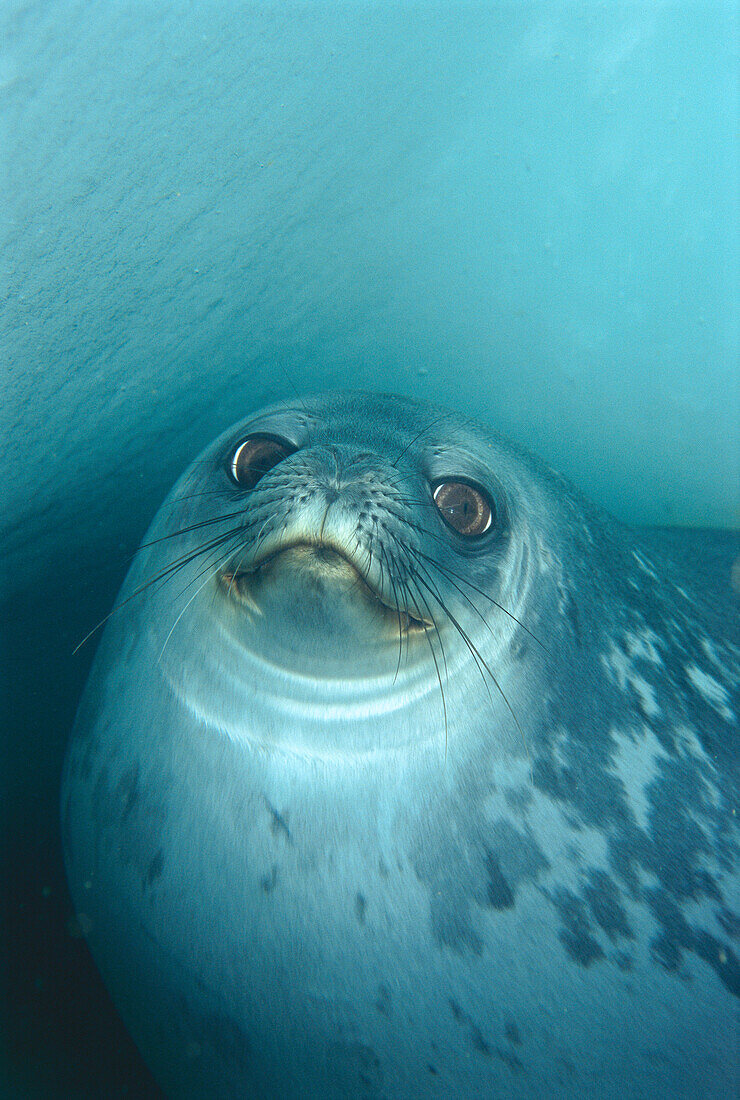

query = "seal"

[{"left": 61, "top": 392, "right": 739, "bottom": 1098}]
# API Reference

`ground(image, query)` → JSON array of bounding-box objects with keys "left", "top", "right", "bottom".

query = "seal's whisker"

[
  {"left": 250, "top": 512, "right": 279, "bottom": 557},
  {"left": 404, "top": 567, "right": 449, "bottom": 681},
  {"left": 390, "top": 415, "right": 448, "bottom": 469},
  {"left": 104, "top": 509, "right": 243, "bottom": 579},
  {"left": 158, "top": 556, "right": 230, "bottom": 664},
  {"left": 394, "top": 496, "right": 439, "bottom": 509},
  {"left": 403, "top": 570, "right": 449, "bottom": 758},
  {"left": 156, "top": 482, "right": 293, "bottom": 540},
  {"left": 169, "top": 534, "right": 243, "bottom": 602},
  {"left": 72, "top": 527, "right": 244, "bottom": 654},
  {"left": 161, "top": 488, "right": 235, "bottom": 507},
  {"left": 135, "top": 528, "right": 245, "bottom": 594},
  {"left": 404, "top": 551, "right": 492, "bottom": 706},
  {"left": 244, "top": 491, "right": 304, "bottom": 554},
  {"left": 401, "top": 554, "right": 533, "bottom": 784},
  {"left": 412, "top": 543, "right": 547, "bottom": 652},
  {"left": 379, "top": 542, "right": 408, "bottom": 683},
  {"left": 404, "top": 541, "right": 503, "bottom": 649},
  {"left": 136, "top": 510, "right": 247, "bottom": 550}
]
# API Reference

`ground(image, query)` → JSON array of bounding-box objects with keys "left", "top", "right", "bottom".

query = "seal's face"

[{"left": 133, "top": 393, "right": 541, "bottom": 756}]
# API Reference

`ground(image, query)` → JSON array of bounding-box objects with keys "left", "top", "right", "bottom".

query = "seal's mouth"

[{"left": 219, "top": 542, "right": 430, "bottom": 633}]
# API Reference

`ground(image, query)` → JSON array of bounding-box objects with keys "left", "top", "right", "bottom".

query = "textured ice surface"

[{"left": 2, "top": 3, "right": 738, "bottom": 602}]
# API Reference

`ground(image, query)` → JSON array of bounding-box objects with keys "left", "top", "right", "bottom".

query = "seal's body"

[{"left": 62, "top": 393, "right": 738, "bottom": 1098}]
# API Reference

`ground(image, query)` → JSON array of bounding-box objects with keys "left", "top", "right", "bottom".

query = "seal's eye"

[
  {"left": 229, "top": 434, "right": 295, "bottom": 490},
  {"left": 432, "top": 480, "right": 493, "bottom": 537}
]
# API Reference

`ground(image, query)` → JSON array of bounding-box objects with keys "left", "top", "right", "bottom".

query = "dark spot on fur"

[
  {"left": 264, "top": 798, "right": 291, "bottom": 843},
  {"left": 583, "top": 869, "right": 633, "bottom": 941},
  {"left": 374, "top": 984, "right": 391, "bottom": 1016},
  {"left": 260, "top": 865, "right": 278, "bottom": 894},
  {"left": 651, "top": 931, "right": 681, "bottom": 972},
  {"left": 352, "top": 1043, "right": 383, "bottom": 1090},
  {"left": 431, "top": 895, "right": 483, "bottom": 955},
  {"left": 649, "top": 888, "right": 740, "bottom": 996},
  {"left": 143, "top": 849, "right": 164, "bottom": 891},
  {"left": 694, "top": 933, "right": 740, "bottom": 997},
  {"left": 484, "top": 849, "right": 515, "bottom": 910},
  {"left": 427, "top": 1063, "right": 438, "bottom": 1075},
  {"left": 496, "top": 1045, "right": 524, "bottom": 1072},
  {"left": 420, "top": 819, "right": 547, "bottom": 956},
  {"left": 645, "top": 759, "right": 722, "bottom": 902},
  {"left": 533, "top": 755, "right": 582, "bottom": 808},
  {"left": 551, "top": 887, "right": 605, "bottom": 967},
  {"left": 504, "top": 787, "right": 534, "bottom": 812},
  {"left": 717, "top": 907, "right": 740, "bottom": 939},
  {"left": 614, "top": 951, "right": 633, "bottom": 971},
  {"left": 504, "top": 1020, "right": 521, "bottom": 1045},
  {"left": 486, "top": 822, "right": 550, "bottom": 898},
  {"left": 559, "top": 583, "right": 582, "bottom": 644},
  {"left": 378, "top": 858, "right": 389, "bottom": 878},
  {"left": 118, "top": 762, "right": 140, "bottom": 821},
  {"left": 449, "top": 1000, "right": 494, "bottom": 1061},
  {"left": 355, "top": 892, "right": 367, "bottom": 925},
  {"left": 471, "top": 1027, "right": 491, "bottom": 1057}
]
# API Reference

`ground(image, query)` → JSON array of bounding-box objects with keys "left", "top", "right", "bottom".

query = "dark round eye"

[
  {"left": 229, "top": 434, "right": 295, "bottom": 489},
  {"left": 432, "top": 480, "right": 494, "bottom": 537}
]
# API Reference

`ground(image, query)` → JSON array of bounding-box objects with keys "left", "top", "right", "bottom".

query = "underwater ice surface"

[{"left": 0, "top": 1, "right": 737, "bottom": 1097}]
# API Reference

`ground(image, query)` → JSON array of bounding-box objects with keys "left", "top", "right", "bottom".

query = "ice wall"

[{"left": 2, "top": 1, "right": 737, "bottom": 600}]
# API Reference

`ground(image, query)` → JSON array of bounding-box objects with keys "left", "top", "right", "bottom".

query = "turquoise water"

[{"left": 1, "top": 3, "right": 737, "bottom": 1096}]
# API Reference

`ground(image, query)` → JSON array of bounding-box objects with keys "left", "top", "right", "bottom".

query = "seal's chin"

[{"left": 219, "top": 544, "right": 429, "bottom": 639}]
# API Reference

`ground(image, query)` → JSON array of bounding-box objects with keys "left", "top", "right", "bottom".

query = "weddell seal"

[{"left": 62, "top": 392, "right": 738, "bottom": 1098}]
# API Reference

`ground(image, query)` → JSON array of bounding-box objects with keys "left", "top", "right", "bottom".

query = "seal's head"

[{"left": 128, "top": 391, "right": 554, "bottom": 760}]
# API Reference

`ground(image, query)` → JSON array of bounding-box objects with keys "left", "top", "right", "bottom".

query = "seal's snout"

[
  {"left": 220, "top": 542, "right": 430, "bottom": 636},
  {"left": 218, "top": 443, "right": 435, "bottom": 629}
]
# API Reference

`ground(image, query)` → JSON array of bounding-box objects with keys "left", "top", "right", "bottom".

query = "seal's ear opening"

[
  {"left": 432, "top": 480, "right": 494, "bottom": 537},
  {"left": 229, "top": 434, "right": 297, "bottom": 490}
]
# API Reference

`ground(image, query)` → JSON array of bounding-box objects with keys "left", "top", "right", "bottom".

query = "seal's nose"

[{"left": 317, "top": 446, "right": 358, "bottom": 504}]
